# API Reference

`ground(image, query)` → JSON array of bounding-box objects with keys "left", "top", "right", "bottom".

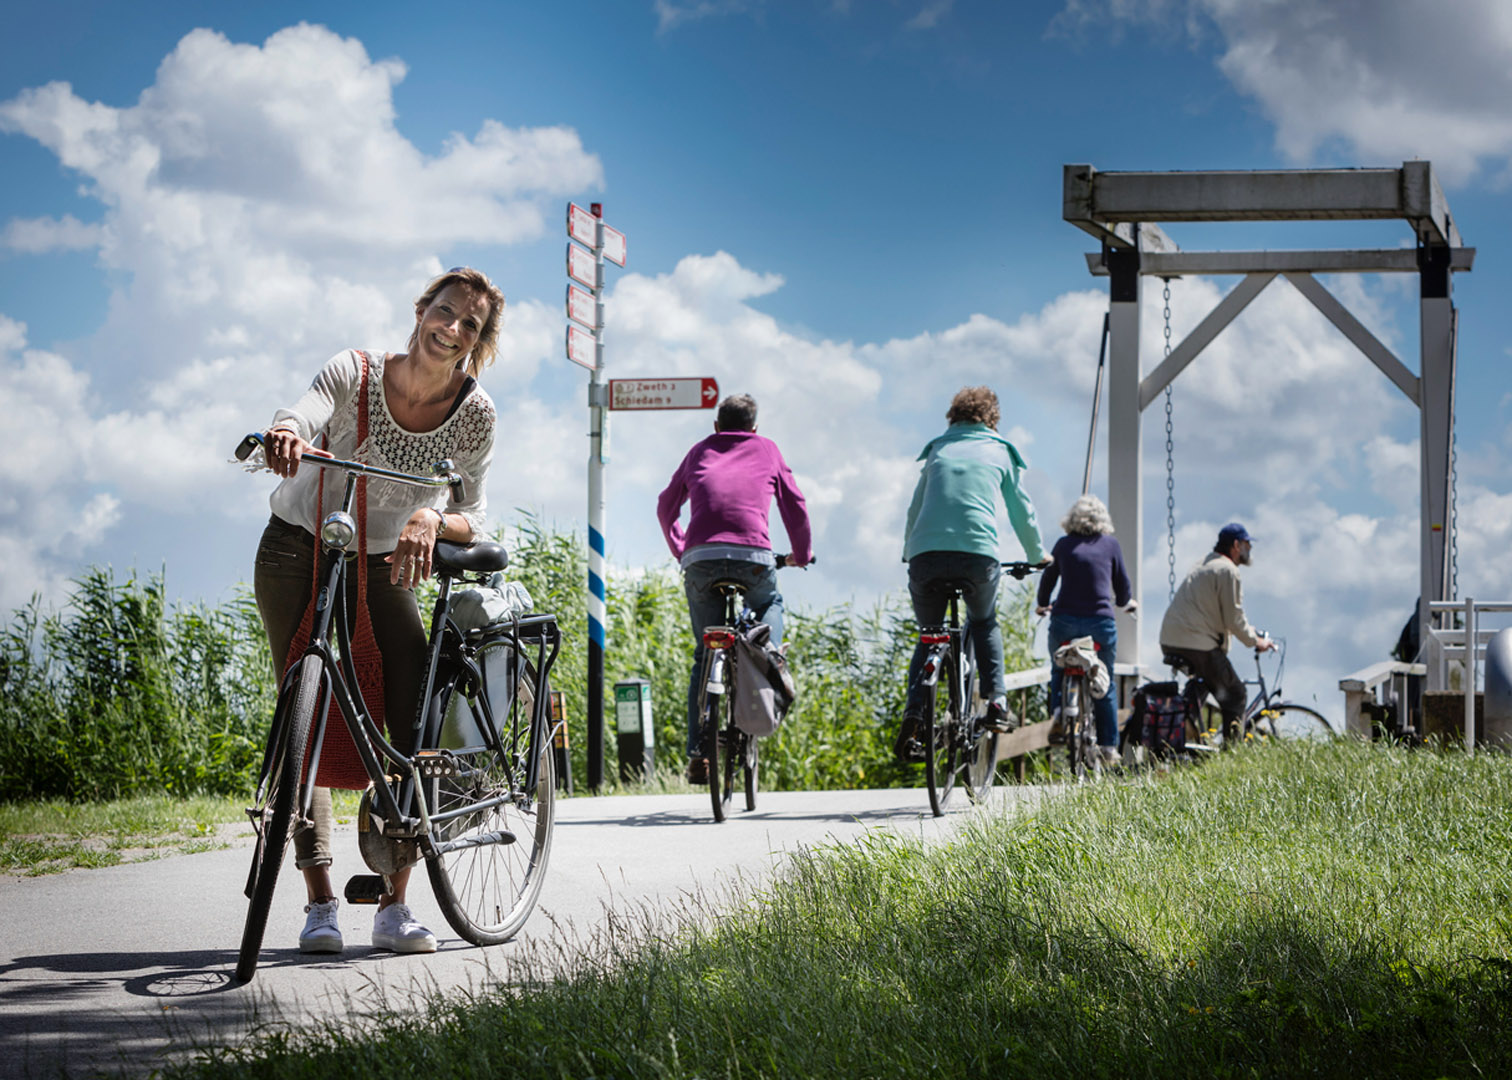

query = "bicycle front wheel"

[
  {"left": 1256, "top": 702, "right": 1334, "bottom": 740},
  {"left": 236, "top": 654, "right": 320, "bottom": 983},
  {"left": 924, "top": 650, "right": 959, "bottom": 817},
  {"left": 427, "top": 672, "right": 557, "bottom": 945}
]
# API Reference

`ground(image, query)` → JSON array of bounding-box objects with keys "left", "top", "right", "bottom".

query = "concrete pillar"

[
  {"left": 1106, "top": 244, "right": 1142, "bottom": 667},
  {"left": 1419, "top": 242, "right": 1455, "bottom": 679}
]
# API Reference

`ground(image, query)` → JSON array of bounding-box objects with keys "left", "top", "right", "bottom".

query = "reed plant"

[{"left": 0, "top": 518, "right": 1044, "bottom": 803}]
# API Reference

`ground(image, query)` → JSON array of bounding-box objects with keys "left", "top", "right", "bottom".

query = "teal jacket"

[{"left": 903, "top": 423, "right": 1046, "bottom": 563}]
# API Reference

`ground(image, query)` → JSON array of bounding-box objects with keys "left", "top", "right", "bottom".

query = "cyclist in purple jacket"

[
  {"left": 657, "top": 394, "right": 813, "bottom": 784},
  {"left": 1035, "top": 494, "right": 1135, "bottom": 766}
]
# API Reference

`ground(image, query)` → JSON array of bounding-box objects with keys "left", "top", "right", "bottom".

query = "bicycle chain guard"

[{"left": 357, "top": 784, "right": 421, "bottom": 876}]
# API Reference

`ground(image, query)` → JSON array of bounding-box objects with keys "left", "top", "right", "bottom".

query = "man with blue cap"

[{"left": 1159, "top": 522, "right": 1275, "bottom": 743}]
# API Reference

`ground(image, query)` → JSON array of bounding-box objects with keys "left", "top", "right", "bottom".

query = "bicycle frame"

[{"left": 240, "top": 433, "right": 556, "bottom": 852}]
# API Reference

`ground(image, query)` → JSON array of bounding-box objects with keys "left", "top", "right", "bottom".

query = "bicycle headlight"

[{"left": 320, "top": 510, "right": 357, "bottom": 549}]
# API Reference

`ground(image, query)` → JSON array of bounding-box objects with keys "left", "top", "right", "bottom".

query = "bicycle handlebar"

[
  {"left": 774, "top": 553, "right": 813, "bottom": 570},
  {"left": 236, "top": 432, "right": 464, "bottom": 499},
  {"left": 1001, "top": 560, "right": 1046, "bottom": 580}
]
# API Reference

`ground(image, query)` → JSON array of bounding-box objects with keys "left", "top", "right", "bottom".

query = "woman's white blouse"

[{"left": 268, "top": 349, "right": 495, "bottom": 552}]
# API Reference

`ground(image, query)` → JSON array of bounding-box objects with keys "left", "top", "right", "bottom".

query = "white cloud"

[
  {"left": 1053, "top": 0, "right": 1512, "bottom": 183},
  {"left": 2, "top": 213, "right": 102, "bottom": 253},
  {"left": 905, "top": 0, "right": 955, "bottom": 31},
  {"left": 654, "top": 0, "right": 759, "bottom": 34},
  {"left": 0, "top": 23, "right": 602, "bottom": 600}
]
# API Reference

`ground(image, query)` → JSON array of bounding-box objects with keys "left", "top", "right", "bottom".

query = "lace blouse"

[{"left": 266, "top": 349, "right": 495, "bottom": 552}]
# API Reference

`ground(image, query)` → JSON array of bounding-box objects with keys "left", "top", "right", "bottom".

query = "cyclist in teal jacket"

[{"left": 897, "top": 386, "right": 1049, "bottom": 761}]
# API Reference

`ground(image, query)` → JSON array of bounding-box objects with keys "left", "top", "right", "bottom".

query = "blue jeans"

[
  {"left": 904, "top": 552, "right": 1003, "bottom": 717},
  {"left": 683, "top": 559, "right": 783, "bottom": 755},
  {"left": 1048, "top": 613, "right": 1118, "bottom": 747}
]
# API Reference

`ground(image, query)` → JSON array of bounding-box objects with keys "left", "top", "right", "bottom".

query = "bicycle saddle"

[
  {"left": 435, "top": 539, "right": 509, "bottom": 575},
  {"left": 1161, "top": 652, "right": 1194, "bottom": 676}
]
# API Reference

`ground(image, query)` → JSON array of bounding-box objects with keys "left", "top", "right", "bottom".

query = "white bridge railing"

[{"left": 1426, "top": 598, "right": 1512, "bottom": 754}]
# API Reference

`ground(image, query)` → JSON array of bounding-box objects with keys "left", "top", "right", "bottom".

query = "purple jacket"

[{"left": 657, "top": 431, "right": 813, "bottom": 564}]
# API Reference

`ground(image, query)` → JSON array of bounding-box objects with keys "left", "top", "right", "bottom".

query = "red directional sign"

[
  {"left": 602, "top": 224, "right": 626, "bottom": 267},
  {"left": 567, "top": 243, "right": 598, "bottom": 289},
  {"left": 568, "top": 202, "right": 597, "bottom": 248},
  {"left": 567, "top": 284, "right": 596, "bottom": 330},
  {"left": 608, "top": 377, "right": 718, "bottom": 411},
  {"left": 567, "top": 325, "right": 596, "bottom": 370}
]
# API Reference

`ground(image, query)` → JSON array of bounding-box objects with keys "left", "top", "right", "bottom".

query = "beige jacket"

[{"left": 1159, "top": 551, "right": 1261, "bottom": 652}]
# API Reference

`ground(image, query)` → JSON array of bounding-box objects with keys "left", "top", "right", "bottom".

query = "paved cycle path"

[{"left": 0, "top": 785, "right": 1051, "bottom": 1079}]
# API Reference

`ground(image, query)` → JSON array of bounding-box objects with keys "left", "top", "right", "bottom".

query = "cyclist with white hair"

[{"left": 1035, "top": 494, "right": 1133, "bottom": 764}]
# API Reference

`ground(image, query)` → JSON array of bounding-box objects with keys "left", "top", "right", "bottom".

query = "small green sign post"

[{"left": 613, "top": 678, "right": 654, "bottom": 784}]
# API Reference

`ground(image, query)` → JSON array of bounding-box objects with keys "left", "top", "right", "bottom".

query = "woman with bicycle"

[
  {"left": 1034, "top": 494, "right": 1133, "bottom": 768},
  {"left": 897, "top": 386, "right": 1049, "bottom": 762},
  {"left": 254, "top": 267, "right": 504, "bottom": 956}
]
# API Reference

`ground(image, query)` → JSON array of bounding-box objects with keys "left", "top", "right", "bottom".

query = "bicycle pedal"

[{"left": 344, "top": 874, "right": 384, "bottom": 905}]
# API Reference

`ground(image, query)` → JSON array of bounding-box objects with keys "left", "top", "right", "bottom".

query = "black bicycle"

[
  {"left": 234, "top": 433, "right": 561, "bottom": 983},
  {"left": 1051, "top": 636, "right": 1107, "bottom": 780},
  {"left": 697, "top": 554, "right": 803, "bottom": 823},
  {"left": 1166, "top": 637, "right": 1333, "bottom": 749},
  {"left": 912, "top": 561, "right": 1041, "bottom": 817}
]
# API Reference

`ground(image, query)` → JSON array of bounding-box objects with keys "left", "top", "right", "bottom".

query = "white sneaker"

[
  {"left": 372, "top": 903, "right": 437, "bottom": 953},
  {"left": 299, "top": 899, "right": 343, "bottom": 953},
  {"left": 1099, "top": 745, "right": 1122, "bottom": 768}
]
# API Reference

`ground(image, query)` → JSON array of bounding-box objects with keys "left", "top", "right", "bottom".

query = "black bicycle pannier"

[{"left": 1127, "top": 680, "right": 1191, "bottom": 757}]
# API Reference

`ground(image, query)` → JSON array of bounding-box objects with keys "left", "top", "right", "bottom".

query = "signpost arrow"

[
  {"left": 567, "top": 325, "right": 596, "bottom": 370},
  {"left": 567, "top": 284, "right": 596, "bottom": 330},
  {"left": 602, "top": 224, "right": 627, "bottom": 267},
  {"left": 608, "top": 377, "right": 719, "bottom": 411},
  {"left": 567, "top": 243, "right": 598, "bottom": 289},
  {"left": 568, "top": 202, "right": 597, "bottom": 248}
]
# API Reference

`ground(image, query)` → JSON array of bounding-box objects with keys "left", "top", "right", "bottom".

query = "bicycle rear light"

[
  {"left": 703, "top": 628, "right": 736, "bottom": 649},
  {"left": 918, "top": 631, "right": 950, "bottom": 645},
  {"left": 320, "top": 510, "right": 357, "bottom": 549}
]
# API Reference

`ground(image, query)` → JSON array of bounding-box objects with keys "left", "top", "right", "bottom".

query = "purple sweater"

[
  {"left": 1036, "top": 532, "right": 1131, "bottom": 618},
  {"left": 657, "top": 431, "right": 813, "bottom": 564}
]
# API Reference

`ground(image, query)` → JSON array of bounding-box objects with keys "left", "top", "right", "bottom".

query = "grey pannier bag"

[
  {"left": 440, "top": 573, "right": 535, "bottom": 751},
  {"left": 731, "top": 622, "right": 797, "bottom": 737}
]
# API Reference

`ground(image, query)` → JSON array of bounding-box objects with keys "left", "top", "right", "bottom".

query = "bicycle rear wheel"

[
  {"left": 961, "top": 637, "right": 997, "bottom": 803},
  {"left": 701, "top": 651, "right": 734, "bottom": 823},
  {"left": 236, "top": 654, "right": 320, "bottom": 983},
  {"left": 427, "top": 671, "right": 557, "bottom": 945},
  {"left": 924, "top": 650, "right": 959, "bottom": 817},
  {"left": 1064, "top": 676, "right": 1098, "bottom": 780},
  {"left": 1255, "top": 702, "right": 1334, "bottom": 740},
  {"left": 742, "top": 733, "right": 759, "bottom": 812}
]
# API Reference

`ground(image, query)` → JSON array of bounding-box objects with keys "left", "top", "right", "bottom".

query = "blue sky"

[{"left": 3, "top": 0, "right": 1511, "bottom": 718}]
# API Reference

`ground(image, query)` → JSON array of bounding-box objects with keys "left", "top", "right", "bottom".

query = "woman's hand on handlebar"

[
  {"left": 1035, "top": 604, "right": 1051, "bottom": 616},
  {"left": 263, "top": 426, "right": 331, "bottom": 478},
  {"left": 387, "top": 507, "right": 444, "bottom": 589}
]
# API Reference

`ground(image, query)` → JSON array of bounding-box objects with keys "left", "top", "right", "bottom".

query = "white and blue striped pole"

[{"left": 586, "top": 202, "right": 608, "bottom": 791}]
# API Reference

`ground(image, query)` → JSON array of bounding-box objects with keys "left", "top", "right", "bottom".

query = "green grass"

[
  {"left": 168, "top": 738, "right": 1512, "bottom": 1079},
  {"left": 0, "top": 791, "right": 365, "bottom": 876}
]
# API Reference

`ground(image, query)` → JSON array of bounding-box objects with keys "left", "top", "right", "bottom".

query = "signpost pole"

[{"left": 586, "top": 203, "right": 608, "bottom": 792}]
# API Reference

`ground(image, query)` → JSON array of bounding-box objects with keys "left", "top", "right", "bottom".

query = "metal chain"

[{"left": 1163, "top": 279, "right": 1176, "bottom": 600}]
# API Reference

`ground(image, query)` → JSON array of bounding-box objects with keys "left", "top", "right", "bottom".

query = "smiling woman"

[{"left": 251, "top": 265, "right": 505, "bottom": 958}]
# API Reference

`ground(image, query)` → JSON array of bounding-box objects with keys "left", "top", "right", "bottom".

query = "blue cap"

[{"left": 1217, "top": 522, "right": 1253, "bottom": 547}]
